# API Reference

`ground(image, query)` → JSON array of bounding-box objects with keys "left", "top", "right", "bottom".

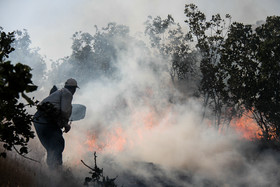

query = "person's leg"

[
  {"left": 46, "top": 128, "right": 65, "bottom": 168},
  {"left": 34, "top": 122, "right": 50, "bottom": 150},
  {"left": 34, "top": 122, "right": 65, "bottom": 168}
]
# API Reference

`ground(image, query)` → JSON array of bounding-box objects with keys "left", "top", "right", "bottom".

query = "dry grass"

[
  {"left": 0, "top": 141, "right": 83, "bottom": 187},
  {"left": 0, "top": 155, "right": 34, "bottom": 187}
]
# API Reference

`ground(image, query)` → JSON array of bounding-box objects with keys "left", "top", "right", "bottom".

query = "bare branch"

[{"left": 13, "top": 146, "right": 40, "bottom": 164}]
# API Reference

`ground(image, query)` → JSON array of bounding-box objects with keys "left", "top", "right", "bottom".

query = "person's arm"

[{"left": 60, "top": 89, "right": 73, "bottom": 130}]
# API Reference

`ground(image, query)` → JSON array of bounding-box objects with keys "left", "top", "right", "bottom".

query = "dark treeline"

[
  {"left": 0, "top": 27, "right": 37, "bottom": 158},
  {"left": 1, "top": 3, "right": 280, "bottom": 157}
]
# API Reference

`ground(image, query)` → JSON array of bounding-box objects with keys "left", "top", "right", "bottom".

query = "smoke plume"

[{"left": 2, "top": 1, "right": 280, "bottom": 186}]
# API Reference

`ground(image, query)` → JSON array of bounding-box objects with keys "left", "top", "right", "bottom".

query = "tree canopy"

[
  {"left": 8, "top": 29, "right": 47, "bottom": 86},
  {"left": 184, "top": 4, "right": 280, "bottom": 139},
  {"left": 0, "top": 28, "right": 37, "bottom": 157},
  {"left": 220, "top": 16, "right": 280, "bottom": 139},
  {"left": 1, "top": 3, "right": 280, "bottom": 146}
]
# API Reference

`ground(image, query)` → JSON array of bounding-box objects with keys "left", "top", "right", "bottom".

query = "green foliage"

[
  {"left": 45, "top": 4, "right": 280, "bottom": 141},
  {"left": 91, "top": 23, "right": 131, "bottom": 77},
  {"left": 50, "top": 23, "right": 139, "bottom": 86},
  {"left": 145, "top": 15, "right": 174, "bottom": 49},
  {"left": 185, "top": 4, "right": 280, "bottom": 138},
  {"left": 184, "top": 4, "right": 234, "bottom": 127},
  {"left": 0, "top": 29, "right": 15, "bottom": 60},
  {"left": 145, "top": 14, "right": 200, "bottom": 93},
  {"left": 221, "top": 16, "right": 280, "bottom": 139},
  {"left": 0, "top": 28, "right": 37, "bottom": 157},
  {"left": 8, "top": 29, "right": 47, "bottom": 86}
]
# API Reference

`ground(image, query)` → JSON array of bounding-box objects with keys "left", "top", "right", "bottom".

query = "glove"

[
  {"left": 64, "top": 124, "right": 71, "bottom": 133},
  {"left": 57, "top": 118, "right": 68, "bottom": 129}
]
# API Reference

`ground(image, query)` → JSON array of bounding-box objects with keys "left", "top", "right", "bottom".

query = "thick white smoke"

[
  {"left": 49, "top": 39, "right": 280, "bottom": 186},
  {"left": 2, "top": 1, "right": 280, "bottom": 186}
]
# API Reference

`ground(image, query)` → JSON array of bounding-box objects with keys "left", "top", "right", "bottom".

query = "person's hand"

[{"left": 64, "top": 124, "right": 71, "bottom": 133}]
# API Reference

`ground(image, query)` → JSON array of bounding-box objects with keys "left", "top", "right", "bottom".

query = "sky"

[{"left": 1, "top": 0, "right": 280, "bottom": 61}]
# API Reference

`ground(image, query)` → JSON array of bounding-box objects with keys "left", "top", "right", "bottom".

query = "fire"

[
  {"left": 85, "top": 127, "right": 127, "bottom": 153},
  {"left": 84, "top": 106, "right": 165, "bottom": 153},
  {"left": 84, "top": 107, "right": 263, "bottom": 156},
  {"left": 231, "top": 113, "right": 262, "bottom": 140}
]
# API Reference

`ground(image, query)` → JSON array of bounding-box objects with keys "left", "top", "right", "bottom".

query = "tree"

[
  {"left": 144, "top": 15, "right": 175, "bottom": 49},
  {"left": 184, "top": 4, "right": 234, "bottom": 127},
  {"left": 49, "top": 23, "right": 137, "bottom": 86},
  {"left": 91, "top": 23, "right": 130, "bottom": 79},
  {"left": 0, "top": 28, "right": 37, "bottom": 157},
  {"left": 8, "top": 29, "right": 47, "bottom": 86},
  {"left": 145, "top": 15, "right": 200, "bottom": 96},
  {"left": 221, "top": 16, "right": 280, "bottom": 140}
]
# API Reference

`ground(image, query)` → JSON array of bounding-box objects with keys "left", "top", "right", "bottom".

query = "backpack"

[
  {"left": 36, "top": 86, "right": 65, "bottom": 128},
  {"left": 49, "top": 85, "right": 58, "bottom": 95}
]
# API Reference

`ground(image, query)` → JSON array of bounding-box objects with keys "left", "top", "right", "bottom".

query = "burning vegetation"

[
  {"left": 231, "top": 112, "right": 263, "bottom": 140},
  {"left": 1, "top": 2, "right": 280, "bottom": 187}
]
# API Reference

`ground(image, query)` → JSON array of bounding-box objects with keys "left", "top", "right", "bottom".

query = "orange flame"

[
  {"left": 84, "top": 106, "right": 164, "bottom": 153},
  {"left": 85, "top": 127, "right": 127, "bottom": 153},
  {"left": 231, "top": 113, "right": 262, "bottom": 140}
]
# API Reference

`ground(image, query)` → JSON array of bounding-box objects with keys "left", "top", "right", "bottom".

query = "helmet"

[{"left": 65, "top": 78, "right": 79, "bottom": 88}]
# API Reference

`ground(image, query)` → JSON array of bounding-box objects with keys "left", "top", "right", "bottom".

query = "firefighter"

[{"left": 33, "top": 78, "right": 79, "bottom": 169}]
